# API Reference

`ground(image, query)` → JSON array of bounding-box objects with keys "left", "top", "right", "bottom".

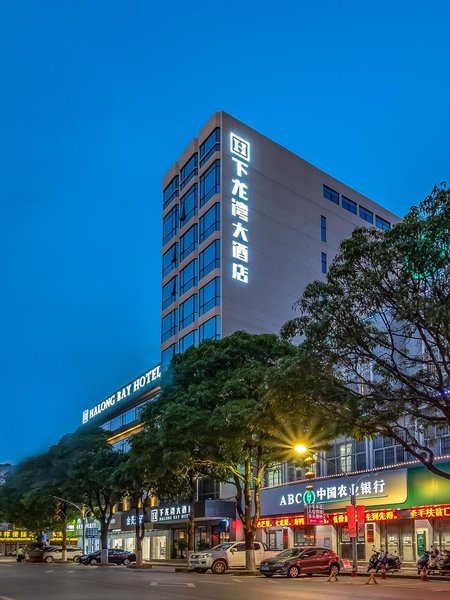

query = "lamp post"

[
  {"left": 51, "top": 495, "right": 86, "bottom": 558},
  {"left": 294, "top": 445, "right": 374, "bottom": 577}
]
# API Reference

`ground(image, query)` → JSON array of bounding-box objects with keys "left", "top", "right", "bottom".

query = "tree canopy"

[
  {"left": 281, "top": 184, "right": 450, "bottom": 479},
  {"left": 140, "top": 331, "right": 339, "bottom": 570}
]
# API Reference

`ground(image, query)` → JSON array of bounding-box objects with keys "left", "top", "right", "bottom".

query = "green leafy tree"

[
  {"left": 59, "top": 427, "right": 127, "bottom": 564},
  {"left": 281, "top": 184, "right": 450, "bottom": 480},
  {"left": 142, "top": 331, "right": 330, "bottom": 572}
]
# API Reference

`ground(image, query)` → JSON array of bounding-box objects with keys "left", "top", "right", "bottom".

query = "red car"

[{"left": 259, "top": 546, "right": 341, "bottom": 578}]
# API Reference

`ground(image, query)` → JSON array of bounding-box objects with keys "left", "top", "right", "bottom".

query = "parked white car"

[
  {"left": 42, "top": 546, "right": 82, "bottom": 563},
  {"left": 189, "top": 542, "right": 278, "bottom": 574}
]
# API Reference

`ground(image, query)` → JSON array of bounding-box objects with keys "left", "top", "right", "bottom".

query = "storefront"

[{"left": 257, "top": 462, "right": 450, "bottom": 564}]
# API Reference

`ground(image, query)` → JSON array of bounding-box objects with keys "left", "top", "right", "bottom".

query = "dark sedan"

[
  {"left": 259, "top": 546, "right": 341, "bottom": 578},
  {"left": 79, "top": 549, "right": 136, "bottom": 566}
]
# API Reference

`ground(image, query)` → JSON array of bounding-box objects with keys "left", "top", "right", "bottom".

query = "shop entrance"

[
  {"left": 150, "top": 535, "right": 167, "bottom": 559},
  {"left": 380, "top": 521, "right": 414, "bottom": 562}
]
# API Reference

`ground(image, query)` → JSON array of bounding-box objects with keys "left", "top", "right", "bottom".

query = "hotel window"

[
  {"left": 161, "top": 309, "right": 178, "bottom": 342},
  {"left": 180, "top": 154, "right": 198, "bottom": 190},
  {"left": 199, "top": 203, "right": 220, "bottom": 243},
  {"left": 162, "top": 276, "right": 177, "bottom": 310},
  {"left": 199, "top": 239, "right": 220, "bottom": 280},
  {"left": 321, "top": 252, "right": 327, "bottom": 274},
  {"left": 325, "top": 440, "right": 366, "bottom": 474},
  {"left": 342, "top": 196, "right": 357, "bottom": 215},
  {"left": 163, "top": 176, "right": 179, "bottom": 209},
  {"left": 199, "top": 315, "right": 221, "bottom": 342},
  {"left": 179, "top": 330, "right": 198, "bottom": 353},
  {"left": 200, "top": 160, "right": 220, "bottom": 207},
  {"left": 320, "top": 215, "right": 327, "bottom": 242},
  {"left": 199, "top": 128, "right": 220, "bottom": 167},
  {"left": 163, "top": 205, "right": 179, "bottom": 246},
  {"left": 359, "top": 205, "right": 374, "bottom": 224},
  {"left": 179, "top": 259, "right": 198, "bottom": 295},
  {"left": 375, "top": 215, "right": 391, "bottom": 231},
  {"left": 162, "top": 243, "right": 178, "bottom": 278},
  {"left": 199, "top": 277, "right": 220, "bottom": 315},
  {"left": 162, "top": 342, "right": 177, "bottom": 371},
  {"left": 323, "top": 184, "right": 339, "bottom": 205},
  {"left": 179, "top": 294, "right": 197, "bottom": 330},
  {"left": 180, "top": 224, "right": 198, "bottom": 261},
  {"left": 179, "top": 184, "right": 198, "bottom": 226}
]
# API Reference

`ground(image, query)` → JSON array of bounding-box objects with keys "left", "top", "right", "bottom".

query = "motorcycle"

[
  {"left": 367, "top": 548, "right": 381, "bottom": 572},
  {"left": 417, "top": 550, "right": 430, "bottom": 574},
  {"left": 379, "top": 550, "right": 402, "bottom": 572},
  {"left": 428, "top": 551, "right": 450, "bottom": 575}
]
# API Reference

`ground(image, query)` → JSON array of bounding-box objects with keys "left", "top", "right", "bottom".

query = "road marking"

[
  {"left": 150, "top": 582, "right": 196, "bottom": 587},
  {"left": 67, "top": 570, "right": 75, "bottom": 573},
  {"left": 45, "top": 570, "right": 53, "bottom": 573},
  {"left": 232, "top": 577, "right": 242, "bottom": 582}
]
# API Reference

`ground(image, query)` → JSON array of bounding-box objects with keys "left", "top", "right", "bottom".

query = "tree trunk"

[
  {"left": 244, "top": 528, "right": 256, "bottom": 573},
  {"left": 135, "top": 504, "right": 143, "bottom": 567},
  {"left": 187, "top": 470, "right": 195, "bottom": 557},
  {"left": 243, "top": 457, "right": 256, "bottom": 572},
  {"left": 100, "top": 518, "right": 108, "bottom": 565}
]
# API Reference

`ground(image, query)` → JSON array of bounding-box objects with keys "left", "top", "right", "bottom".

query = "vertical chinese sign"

[
  {"left": 346, "top": 505, "right": 356, "bottom": 538},
  {"left": 229, "top": 133, "right": 250, "bottom": 284},
  {"left": 357, "top": 505, "right": 365, "bottom": 538}
]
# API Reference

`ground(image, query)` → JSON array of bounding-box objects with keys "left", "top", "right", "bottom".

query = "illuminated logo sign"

[
  {"left": 81, "top": 364, "right": 161, "bottom": 424},
  {"left": 150, "top": 503, "right": 191, "bottom": 522},
  {"left": 230, "top": 132, "right": 250, "bottom": 284},
  {"left": 279, "top": 478, "right": 387, "bottom": 507}
]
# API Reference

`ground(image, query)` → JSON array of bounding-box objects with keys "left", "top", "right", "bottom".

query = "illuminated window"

[
  {"left": 179, "top": 184, "right": 198, "bottom": 225},
  {"left": 200, "top": 160, "right": 220, "bottom": 207},
  {"left": 162, "top": 276, "right": 177, "bottom": 309},
  {"left": 320, "top": 215, "right": 327, "bottom": 242},
  {"left": 321, "top": 252, "right": 327, "bottom": 274},
  {"left": 163, "top": 205, "right": 179, "bottom": 245},
  {"left": 342, "top": 196, "right": 357, "bottom": 215},
  {"left": 179, "top": 295, "right": 197, "bottom": 330},
  {"left": 359, "top": 205, "right": 373, "bottom": 224},
  {"left": 161, "top": 309, "right": 178, "bottom": 342},
  {"left": 163, "top": 176, "right": 179, "bottom": 209},
  {"left": 179, "top": 330, "right": 198, "bottom": 353},
  {"left": 179, "top": 259, "right": 197, "bottom": 295},
  {"left": 162, "top": 343, "right": 177, "bottom": 371},
  {"left": 323, "top": 185, "right": 339, "bottom": 205},
  {"left": 199, "top": 315, "right": 221, "bottom": 342},
  {"left": 200, "top": 128, "right": 220, "bottom": 167},
  {"left": 180, "top": 224, "right": 198, "bottom": 261},
  {"left": 199, "top": 203, "right": 220, "bottom": 243},
  {"left": 162, "top": 243, "right": 178, "bottom": 278},
  {"left": 375, "top": 215, "right": 391, "bottom": 231},
  {"left": 180, "top": 154, "right": 198, "bottom": 190},
  {"left": 199, "top": 240, "right": 220, "bottom": 280},
  {"left": 199, "top": 277, "right": 220, "bottom": 315}
]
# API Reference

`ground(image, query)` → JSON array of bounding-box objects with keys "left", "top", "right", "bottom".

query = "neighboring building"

[{"left": 160, "top": 111, "right": 398, "bottom": 367}]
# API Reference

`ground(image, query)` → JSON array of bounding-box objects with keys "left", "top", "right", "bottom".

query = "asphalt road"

[{"left": 1, "top": 562, "right": 449, "bottom": 600}]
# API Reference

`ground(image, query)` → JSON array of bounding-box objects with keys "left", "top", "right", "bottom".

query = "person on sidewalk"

[{"left": 16, "top": 547, "right": 25, "bottom": 562}]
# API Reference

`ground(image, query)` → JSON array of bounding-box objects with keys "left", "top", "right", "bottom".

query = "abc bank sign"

[{"left": 260, "top": 470, "right": 407, "bottom": 516}]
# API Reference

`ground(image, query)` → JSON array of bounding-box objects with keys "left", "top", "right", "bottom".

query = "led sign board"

[
  {"left": 82, "top": 365, "right": 161, "bottom": 424},
  {"left": 230, "top": 132, "right": 251, "bottom": 284}
]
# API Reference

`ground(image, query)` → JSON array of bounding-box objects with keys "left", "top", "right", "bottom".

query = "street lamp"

[
  {"left": 294, "top": 444, "right": 373, "bottom": 577},
  {"left": 51, "top": 496, "right": 87, "bottom": 558}
]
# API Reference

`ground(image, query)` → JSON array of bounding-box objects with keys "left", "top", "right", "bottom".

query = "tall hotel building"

[{"left": 161, "top": 112, "right": 398, "bottom": 365}]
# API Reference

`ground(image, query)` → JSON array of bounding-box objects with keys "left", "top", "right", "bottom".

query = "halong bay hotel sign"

[{"left": 81, "top": 365, "right": 161, "bottom": 424}]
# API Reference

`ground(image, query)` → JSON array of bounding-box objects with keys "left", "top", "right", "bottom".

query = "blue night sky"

[{"left": 1, "top": 1, "right": 449, "bottom": 464}]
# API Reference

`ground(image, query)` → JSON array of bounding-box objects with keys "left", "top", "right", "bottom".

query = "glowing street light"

[{"left": 294, "top": 443, "right": 308, "bottom": 454}]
